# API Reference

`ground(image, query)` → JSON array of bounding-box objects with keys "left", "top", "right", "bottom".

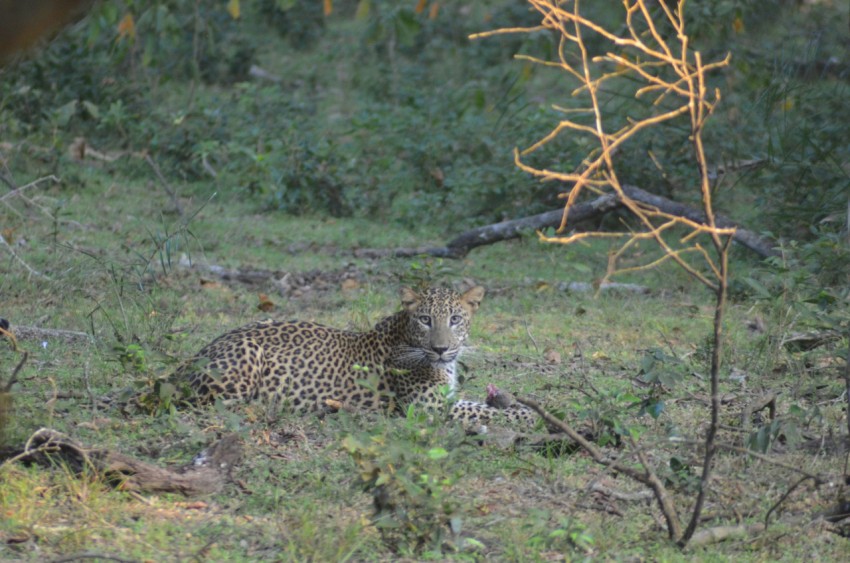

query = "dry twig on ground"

[{"left": 1, "top": 428, "right": 243, "bottom": 496}]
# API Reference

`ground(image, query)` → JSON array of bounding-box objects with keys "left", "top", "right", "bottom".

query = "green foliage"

[
  {"left": 341, "top": 407, "right": 472, "bottom": 555},
  {"left": 569, "top": 387, "right": 643, "bottom": 448},
  {"left": 0, "top": 0, "right": 570, "bottom": 228},
  {"left": 259, "top": 0, "right": 326, "bottom": 48},
  {"left": 522, "top": 510, "right": 595, "bottom": 556},
  {"left": 397, "top": 257, "right": 457, "bottom": 290},
  {"left": 747, "top": 409, "right": 806, "bottom": 454},
  {"left": 739, "top": 231, "right": 849, "bottom": 362},
  {"left": 664, "top": 456, "right": 699, "bottom": 493}
]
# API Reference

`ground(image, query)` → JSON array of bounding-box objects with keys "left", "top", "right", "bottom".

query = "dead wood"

[
  {"left": 559, "top": 281, "right": 650, "bottom": 294},
  {"left": 2, "top": 428, "right": 243, "bottom": 496},
  {"left": 781, "top": 330, "right": 843, "bottom": 352},
  {"left": 590, "top": 482, "right": 654, "bottom": 502},
  {"left": 6, "top": 324, "right": 92, "bottom": 344},
  {"left": 480, "top": 428, "right": 577, "bottom": 451},
  {"left": 354, "top": 193, "right": 620, "bottom": 259},
  {"left": 355, "top": 185, "right": 778, "bottom": 260},
  {"left": 686, "top": 523, "right": 766, "bottom": 548},
  {"left": 518, "top": 396, "right": 683, "bottom": 541},
  {"left": 620, "top": 185, "right": 779, "bottom": 258},
  {"left": 740, "top": 392, "right": 777, "bottom": 431}
]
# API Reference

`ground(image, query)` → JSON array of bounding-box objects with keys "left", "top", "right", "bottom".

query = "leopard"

[{"left": 172, "top": 285, "right": 537, "bottom": 429}]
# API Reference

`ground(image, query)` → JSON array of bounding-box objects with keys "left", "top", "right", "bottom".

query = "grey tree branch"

[
  {"left": 354, "top": 185, "right": 778, "bottom": 260},
  {"left": 518, "top": 396, "right": 683, "bottom": 541},
  {"left": 620, "top": 185, "right": 779, "bottom": 258},
  {"left": 354, "top": 193, "right": 620, "bottom": 259},
  {"left": 0, "top": 234, "right": 51, "bottom": 280}
]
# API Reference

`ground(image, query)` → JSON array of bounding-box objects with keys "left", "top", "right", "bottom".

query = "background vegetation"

[{"left": 1, "top": 0, "right": 848, "bottom": 560}]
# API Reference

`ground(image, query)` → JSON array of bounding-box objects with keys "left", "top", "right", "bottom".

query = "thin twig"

[
  {"left": 145, "top": 155, "right": 184, "bottom": 216},
  {"left": 0, "top": 174, "right": 60, "bottom": 203},
  {"left": 485, "top": 0, "right": 734, "bottom": 547},
  {"left": 2, "top": 351, "right": 28, "bottom": 393},
  {"left": 764, "top": 475, "right": 814, "bottom": 528},
  {"left": 518, "top": 396, "right": 683, "bottom": 540},
  {"left": 844, "top": 333, "right": 850, "bottom": 458},
  {"left": 0, "top": 234, "right": 51, "bottom": 280},
  {"left": 524, "top": 319, "right": 540, "bottom": 355},
  {"left": 84, "top": 360, "right": 98, "bottom": 416},
  {"left": 676, "top": 439, "right": 827, "bottom": 484}
]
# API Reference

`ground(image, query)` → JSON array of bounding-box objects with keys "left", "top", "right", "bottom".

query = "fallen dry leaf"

[
  {"left": 257, "top": 293, "right": 275, "bottom": 312},
  {"left": 543, "top": 348, "right": 562, "bottom": 365},
  {"left": 340, "top": 278, "right": 360, "bottom": 291},
  {"left": 174, "top": 501, "right": 208, "bottom": 510}
]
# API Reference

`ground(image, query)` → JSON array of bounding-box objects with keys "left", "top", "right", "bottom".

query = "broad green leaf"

[
  {"left": 355, "top": 0, "right": 371, "bottom": 20},
  {"left": 427, "top": 447, "right": 448, "bottom": 460},
  {"left": 54, "top": 101, "right": 78, "bottom": 127},
  {"left": 82, "top": 101, "right": 100, "bottom": 120},
  {"left": 226, "top": 0, "right": 240, "bottom": 19}
]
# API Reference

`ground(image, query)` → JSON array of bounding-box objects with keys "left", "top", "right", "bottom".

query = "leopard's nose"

[{"left": 433, "top": 346, "right": 448, "bottom": 355}]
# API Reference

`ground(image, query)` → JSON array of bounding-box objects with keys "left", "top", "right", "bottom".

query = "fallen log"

[
  {"left": 4, "top": 323, "right": 92, "bottom": 344},
  {"left": 620, "top": 185, "right": 780, "bottom": 258},
  {"left": 2, "top": 428, "right": 242, "bottom": 496},
  {"left": 687, "top": 523, "right": 766, "bottom": 548},
  {"left": 354, "top": 193, "right": 620, "bottom": 259},
  {"left": 355, "top": 185, "right": 779, "bottom": 260}
]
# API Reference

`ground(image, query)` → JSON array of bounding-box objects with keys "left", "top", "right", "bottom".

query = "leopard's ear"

[
  {"left": 461, "top": 285, "right": 485, "bottom": 313},
  {"left": 400, "top": 287, "right": 421, "bottom": 311}
]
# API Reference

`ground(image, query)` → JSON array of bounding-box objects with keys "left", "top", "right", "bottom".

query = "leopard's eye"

[
  {"left": 418, "top": 315, "right": 432, "bottom": 326},
  {"left": 450, "top": 315, "right": 463, "bottom": 325}
]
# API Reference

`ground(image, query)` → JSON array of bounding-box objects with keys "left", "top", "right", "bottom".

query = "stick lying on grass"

[{"left": 1, "top": 429, "right": 243, "bottom": 496}]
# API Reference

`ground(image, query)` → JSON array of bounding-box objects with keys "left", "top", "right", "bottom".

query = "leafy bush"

[
  {"left": 341, "top": 405, "right": 473, "bottom": 555},
  {"left": 2, "top": 0, "right": 846, "bottom": 234}
]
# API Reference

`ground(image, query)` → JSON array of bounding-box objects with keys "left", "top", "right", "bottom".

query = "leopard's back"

[{"left": 175, "top": 317, "right": 402, "bottom": 410}]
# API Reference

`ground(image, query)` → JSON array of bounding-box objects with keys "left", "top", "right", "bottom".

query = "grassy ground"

[
  {"left": 2, "top": 1, "right": 849, "bottom": 560},
  {"left": 0, "top": 162, "right": 847, "bottom": 561}
]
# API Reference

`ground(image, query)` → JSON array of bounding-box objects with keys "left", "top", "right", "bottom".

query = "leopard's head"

[{"left": 399, "top": 285, "right": 485, "bottom": 366}]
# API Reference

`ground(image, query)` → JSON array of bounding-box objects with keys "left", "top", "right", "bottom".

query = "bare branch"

[
  {"left": 519, "top": 396, "right": 682, "bottom": 540},
  {"left": 0, "top": 174, "right": 60, "bottom": 203},
  {"left": 145, "top": 155, "right": 184, "bottom": 216},
  {"left": 0, "top": 233, "right": 51, "bottom": 280}
]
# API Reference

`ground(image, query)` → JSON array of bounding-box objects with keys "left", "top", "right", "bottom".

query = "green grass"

[{"left": 2, "top": 165, "right": 845, "bottom": 560}]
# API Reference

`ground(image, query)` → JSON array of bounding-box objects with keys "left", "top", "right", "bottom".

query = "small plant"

[
  {"left": 397, "top": 256, "right": 457, "bottom": 290},
  {"left": 341, "top": 406, "right": 470, "bottom": 555},
  {"left": 523, "top": 510, "right": 595, "bottom": 556},
  {"left": 570, "top": 386, "right": 643, "bottom": 448}
]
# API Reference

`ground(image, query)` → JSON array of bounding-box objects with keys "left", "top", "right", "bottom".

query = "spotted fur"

[{"left": 173, "top": 286, "right": 537, "bottom": 428}]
